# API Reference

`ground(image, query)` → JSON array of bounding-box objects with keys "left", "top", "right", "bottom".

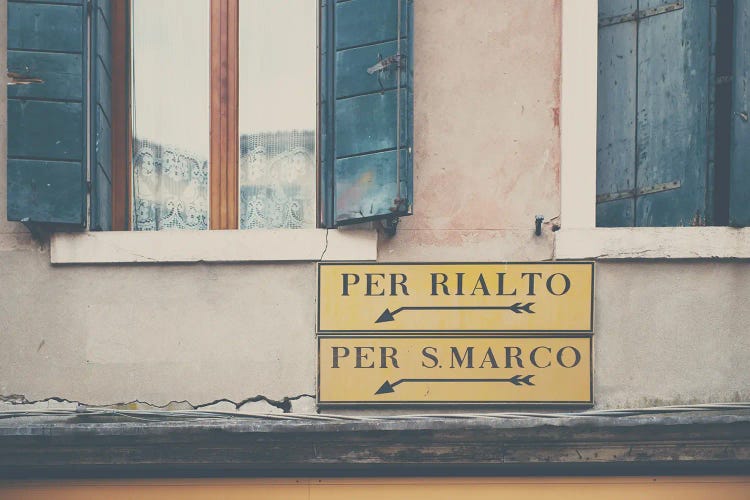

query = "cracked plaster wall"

[{"left": 1, "top": 1, "right": 749, "bottom": 413}]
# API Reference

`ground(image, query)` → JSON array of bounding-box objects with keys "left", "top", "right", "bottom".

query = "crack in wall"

[
  {"left": 319, "top": 228, "right": 330, "bottom": 261},
  {"left": 0, "top": 393, "right": 316, "bottom": 414}
]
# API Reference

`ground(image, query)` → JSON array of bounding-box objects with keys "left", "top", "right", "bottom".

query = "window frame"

[
  {"left": 114, "top": 0, "right": 320, "bottom": 231},
  {"left": 557, "top": 0, "right": 750, "bottom": 260},
  {"left": 48, "top": 0, "right": 378, "bottom": 263}
]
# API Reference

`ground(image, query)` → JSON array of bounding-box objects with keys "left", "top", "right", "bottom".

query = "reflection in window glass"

[
  {"left": 131, "top": 0, "right": 210, "bottom": 231},
  {"left": 239, "top": 0, "right": 317, "bottom": 229}
]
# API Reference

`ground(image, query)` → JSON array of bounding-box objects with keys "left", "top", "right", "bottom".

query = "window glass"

[
  {"left": 238, "top": 0, "right": 317, "bottom": 229},
  {"left": 131, "top": 0, "right": 210, "bottom": 231}
]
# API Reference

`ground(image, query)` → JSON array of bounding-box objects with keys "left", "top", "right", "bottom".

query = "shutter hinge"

[
  {"left": 599, "top": 1, "right": 683, "bottom": 28},
  {"left": 86, "top": 180, "right": 92, "bottom": 193},
  {"left": 87, "top": 1, "right": 93, "bottom": 16},
  {"left": 596, "top": 180, "right": 681, "bottom": 204}
]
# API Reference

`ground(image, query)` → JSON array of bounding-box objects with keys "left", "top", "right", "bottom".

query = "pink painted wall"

[{"left": 380, "top": 0, "right": 561, "bottom": 261}]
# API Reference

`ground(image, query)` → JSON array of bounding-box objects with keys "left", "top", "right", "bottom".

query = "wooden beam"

[
  {"left": 110, "top": 0, "right": 130, "bottom": 230},
  {"left": 210, "top": 0, "right": 239, "bottom": 230},
  {"left": 0, "top": 411, "right": 748, "bottom": 477}
]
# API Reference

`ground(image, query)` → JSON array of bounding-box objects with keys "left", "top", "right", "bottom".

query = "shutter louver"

[
  {"left": 321, "top": 0, "right": 413, "bottom": 227},
  {"left": 7, "top": 0, "right": 88, "bottom": 227}
]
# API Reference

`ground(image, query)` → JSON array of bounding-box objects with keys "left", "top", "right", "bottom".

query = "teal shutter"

[
  {"left": 91, "top": 0, "right": 112, "bottom": 230},
  {"left": 7, "top": 0, "right": 88, "bottom": 227},
  {"left": 597, "top": 0, "right": 712, "bottom": 227},
  {"left": 321, "top": 0, "right": 413, "bottom": 227},
  {"left": 730, "top": 0, "right": 750, "bottom": 226}
]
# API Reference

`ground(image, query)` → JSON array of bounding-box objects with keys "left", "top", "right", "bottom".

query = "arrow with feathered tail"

[
  {"left": 374, "top": 302, "right": 535, "bottom": 323},
  {"left": 375, "top": 374, "right": 535, "bottom": 395}
]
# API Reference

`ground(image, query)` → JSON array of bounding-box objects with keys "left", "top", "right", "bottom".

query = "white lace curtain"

[
  {"left": 132, "top": 131, "right": 315, "bottom": 231},
  {"left": 133, "top": 139, "right": 209, "bottom": 231},
  {"left": 239, "top": 130, "right": 315, "bottom": 229}
]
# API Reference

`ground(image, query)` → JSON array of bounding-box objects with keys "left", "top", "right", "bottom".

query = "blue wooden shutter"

[
  {"left": 7, "top": 0, "right": 88, "bottom": 227},
  {"left": 91, "top": 0, "right": 112, "bottom": 230},
  {"left": 321, "top": 0, "right": 413, "bottom": 227},
  {"left": 597, "top": 0, "right": 712, "bottom": 227},
  {"left": 730, "top": 0, "right": 750, "bottom": 226}
]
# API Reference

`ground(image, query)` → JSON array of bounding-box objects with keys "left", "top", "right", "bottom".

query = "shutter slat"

[
  {"left": 8, "top": 100, "right": 83, "bottom": 160},
  {"left": 335, "top": 0, "right": 407, "bottom": 50},
  {"left": 7, "top": 51, "right": 83, "bottom": 100},
  {"left": 7, "top": 159, "right": 84, "bottom": 224},
  {"left": 334, "top": 89, "right": 408, "bottom": 158},
  {"left": 8, "top": 2, "right": 83, "bottom": 53},
  {"left": 335, "top": 41, "right": 404, "bottom": 98}
]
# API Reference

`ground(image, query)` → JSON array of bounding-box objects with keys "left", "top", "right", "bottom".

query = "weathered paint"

[
  {"left": 6, "top": 0, "right": 87, "bottom": 226},
  {"left": 596, "top": 0, "right": 712, "bottom": 227},
  {"left": 324, "top": 0, "right": 413, "bottom": 226}
]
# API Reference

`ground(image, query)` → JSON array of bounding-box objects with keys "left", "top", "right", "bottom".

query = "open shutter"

[
  {"left": 597, "top": 0, "right": 712, "bottom": 227},
  {"left": 91, "top": 0, "right": 113, "bottom": 230},
  {"left": 730, "top": 0, "right": 750, "bottom": 226},
  {"left": 321, "top": 0, "right": 413, "bottom": 227},
  {"left": 7, "top": 0, "right": 87, "bottom": 227}
]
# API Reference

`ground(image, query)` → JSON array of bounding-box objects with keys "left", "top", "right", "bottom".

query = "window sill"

[
  {"left": 555, "top": 227, "right": 750, "bottom": 260},
  {"left": 50, "top": 228, "right": 377, "bottom": 264}
]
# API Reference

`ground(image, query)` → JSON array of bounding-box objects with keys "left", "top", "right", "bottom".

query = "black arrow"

[
  {"left": 375, "top": 302, "right": 535, "bottom": 323},
  {"left": 375, "top": 374, "right": 535, "bottom": 395}
]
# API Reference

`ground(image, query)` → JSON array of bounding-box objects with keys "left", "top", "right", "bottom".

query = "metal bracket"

[
  {"left": 596, "top": 180, "right": 682, "bottom": 204},
  {"left": 599, "top": 1, "right": 683, "bottom": 28},
  {"left": 534, "top": 215, "right": 544, "bottom": 237},
  {"left": 7, "top": 72, "right": 43, "bottom": 86},
  {"left": 379, "top": 216, "right": 400, "bottom": 238},
  {"left": 367, "top": 54, "right": 404, "bottom": 75}
]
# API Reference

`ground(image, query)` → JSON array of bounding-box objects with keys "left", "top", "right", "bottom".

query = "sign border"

[
  {"left": 317, "top": 334, "right": 594, "bottom": 407},
  {"left": 317, "top": 262, "right": 595, "bottom": 334}
]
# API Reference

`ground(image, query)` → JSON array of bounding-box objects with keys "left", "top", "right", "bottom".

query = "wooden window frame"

[{"left": 110, "top": 0, "right": 249, "bottom": 231}]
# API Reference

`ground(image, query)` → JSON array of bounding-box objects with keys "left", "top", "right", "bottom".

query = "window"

[
  {"left": 596, "top": 0, "right": 750, "bottom": 227},
  {"left": 7, "top": 0, "right": 414, "bottom": 232}
]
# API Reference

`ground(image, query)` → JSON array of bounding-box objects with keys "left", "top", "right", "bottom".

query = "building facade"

[{"left": 0, "top": 0, "right": 749, "bottom": 496}]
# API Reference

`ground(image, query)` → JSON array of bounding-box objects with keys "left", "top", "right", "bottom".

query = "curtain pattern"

[
  {"left": 132, "top": 131, "right": 315, "bottom": 230},
  {"left": 132, "top": 138, "right": 209, "bottom": 231},
  {"left": 239, "top": 130, "right": 316, "bottom": 229}
]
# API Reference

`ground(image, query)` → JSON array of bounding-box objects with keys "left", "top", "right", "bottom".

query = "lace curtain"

[
  {"left": 132, "top": 138, "right": 209, "bottom": 231},
  {"left": 239, "top": 130, "right": 315, "bottom": 229},
  {"left": 132, "top": 131, "right": 315, "bottom": 230}
]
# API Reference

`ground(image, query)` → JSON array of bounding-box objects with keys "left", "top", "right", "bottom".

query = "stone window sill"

[
  {"left": 50, "top": 228, "right": 377, "bottom": 264},
  {"left": 555, "top": 227, "right": 750, "bottom": 260}
]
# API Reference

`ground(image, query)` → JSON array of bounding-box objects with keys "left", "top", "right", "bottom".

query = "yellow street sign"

[
  {"left": 318, "top": 263, "right": 593, "bottom": 333},
  {"left": 318, "top": 336, "right": 592, "bottom": 405}
]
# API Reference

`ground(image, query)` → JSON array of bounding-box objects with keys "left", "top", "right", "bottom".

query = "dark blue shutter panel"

[
  {"left": 597, "top": 0, "right": 712, "bottom": 227},
  {"left": 321, "top": 0, "right": 413, "bottom": 227},
  {"left": 91, "top": 0, "right": 112, "bottom": 230},
  {"left": 730, "top": 0, "right": 750, "bottom": 227},
  {"left": 7, "top": 0, "right": 88, "bottom": 227}
]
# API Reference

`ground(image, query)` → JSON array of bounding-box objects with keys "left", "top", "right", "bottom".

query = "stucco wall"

[{"left": 1, "top": 0, "right": 749, "bottom": 412}]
